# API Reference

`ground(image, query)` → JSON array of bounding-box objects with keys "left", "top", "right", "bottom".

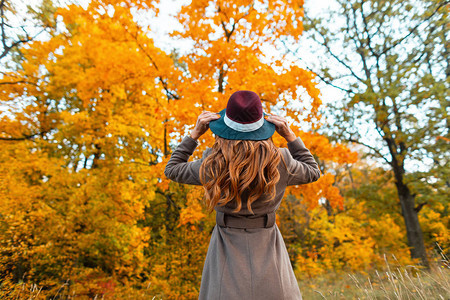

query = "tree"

[
  {"left": 1, "top": 0, "right": 168, "bottom": 295},
  {"left": 287, "top": 0, "right": 449, "bottom": 267},
  {"left": 0, "top": 0, "right": 57, "bottom": 63}
]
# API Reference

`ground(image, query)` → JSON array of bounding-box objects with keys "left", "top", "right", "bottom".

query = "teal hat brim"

[{"left": 209, "top": 109, "right": 275, "bottom": 141}]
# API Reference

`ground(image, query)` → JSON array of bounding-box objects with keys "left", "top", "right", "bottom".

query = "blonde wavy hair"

[{"left": 199, "top": 136, "right": 283, "bottom": 214}]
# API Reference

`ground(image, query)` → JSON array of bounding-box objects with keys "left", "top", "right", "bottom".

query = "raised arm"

[
  {"left": 164, "top": 136, "right": 211, "bottom": 185},
  {"left": 265, "top": 114, "right": 321, "bottom": 185},
  {"left": 164, "top": 111, "right": 220, "bottom": 185},
  {"left": 283, "top": 137, "right": 321, "bottom": 185}
]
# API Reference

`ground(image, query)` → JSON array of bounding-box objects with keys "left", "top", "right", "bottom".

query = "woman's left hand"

[{"left": 190, "top": 111, "right": 221, "bottom": 140}]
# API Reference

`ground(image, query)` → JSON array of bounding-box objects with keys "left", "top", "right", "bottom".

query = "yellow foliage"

[
  {"left": 419, "top": 205, "right": 450, "bottom": 253},
  {"left": 178, "top": 187, "right": 207, "bottom": 226},
  {"left": 291, "top": 199, "right": 414, "bottom": 280},
  {"left": 2, "top": 0, "right": 443, "bottom": 298}
]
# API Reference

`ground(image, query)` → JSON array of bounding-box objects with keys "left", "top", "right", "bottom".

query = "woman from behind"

[{"left": 164, "top": 90, "right": 321, "bottom": 300}]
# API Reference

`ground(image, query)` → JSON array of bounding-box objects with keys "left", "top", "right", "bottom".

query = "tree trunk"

[
  {"left": 385, "top": 136, "right": 429, "bottom": 267},
  {"left": 218, "top": 66, "right": 225, "bottom": 93},
  {"left": 392, "top": 164, "right": 429, "bottom": 268}
]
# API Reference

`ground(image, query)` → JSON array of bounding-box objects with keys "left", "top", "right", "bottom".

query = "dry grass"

[
  {"left": 3, "top": 251, "right": 449, "bottom": 299},
  {"left": 300, "top": 251, "right": 450, "bottom": 300}
]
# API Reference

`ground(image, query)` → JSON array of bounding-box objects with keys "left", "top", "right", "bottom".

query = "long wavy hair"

[{"left": 199, "top": 136, "right": 283, "bottom": 214}]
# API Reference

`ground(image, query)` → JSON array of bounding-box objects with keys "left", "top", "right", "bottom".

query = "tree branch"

[
  {"left": 122, "top": 24, "right": 179, "bottom": 101},
  {"left": 0, "top": 130, "right": 50, "bottom": 141},
  {"left": 348, "top": 137, "right": 390, "bottom": 164},
  {"left": 319, "top": 35, "right": 366, "bottom": 84},
  {"left": 381, "top": 0, "right": 449, "bottom": 55},
  {"left": 0, "top": 80, "right": 38, "bottom": 86},
  {"left": 1, "top": 0, "right": 6, "bottom": 51},
  {"left": 414, "top": 202, "right": 427, "bottom": 213},
  {"left": 281, "top": 40, "right": 355, "bottom": 94}
]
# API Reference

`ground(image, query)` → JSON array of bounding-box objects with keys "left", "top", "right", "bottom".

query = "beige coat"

[{"left": 164, "top": 136, "right": 321, "bottom": 300}]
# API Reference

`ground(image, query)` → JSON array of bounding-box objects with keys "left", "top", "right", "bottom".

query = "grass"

[
  {"left": 299, "top": 253, "right": 450, "bottom": 300},
  {"left": 4, "top": 253, "right": 450, "bottom": 299}
]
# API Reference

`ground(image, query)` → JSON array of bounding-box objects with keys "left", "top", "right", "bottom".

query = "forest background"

[{"left": 0, "top": 0, "right": 448, "bottom": 299}]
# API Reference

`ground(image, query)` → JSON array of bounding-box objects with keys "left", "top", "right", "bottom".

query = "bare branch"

[
  {"left": 360, "top": 0, "right": 378, "bottom": 58},
  {"left": 414, "top": 202, "right": 427, "bottom": 213},
  {"left": 0, "top": 130, "right": 50, "bottom": 141},
  {"left": 0, "top": 80, "right": 38, "bottom": 86},
  {"left": 1, "top": 0, "right": 6, "bottom": 50},
  {"left": 348, "top": 137, "right": 391, "bottom": 164},
  {"left": 0, "top": 1, "right": 51, "bottom": 61},
  {"left": 319, "top": 35, "right": 366, "bottom": 84},
  {"left": 381, "top": 0, "right": 449, "bottom": 55},
  {"left": 281, "top": 40, "right": 355, "bottom": 94}
]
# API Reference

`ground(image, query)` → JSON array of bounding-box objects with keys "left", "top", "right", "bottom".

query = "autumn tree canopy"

[{"left": 0, "top": 0, "right": 447, "bottom": 298}]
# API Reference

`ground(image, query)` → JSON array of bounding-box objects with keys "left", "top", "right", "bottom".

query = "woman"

[{"left": 164, "top": 90, "right": 321, "bottom": 300}]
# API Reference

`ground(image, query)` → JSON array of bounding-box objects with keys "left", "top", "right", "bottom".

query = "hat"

[{"left": 209, "top": 90, "right": 275, "bottom": 140}]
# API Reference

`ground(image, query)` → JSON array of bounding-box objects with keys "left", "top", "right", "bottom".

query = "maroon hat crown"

[
  {"left": 209, "top": 90, "right": 275, "bottom": 140},
  {"left": 225, "top": 90, "right": 263, "bottom": 124}
]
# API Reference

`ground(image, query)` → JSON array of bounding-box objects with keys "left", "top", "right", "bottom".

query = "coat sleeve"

[
  {"left": 283, "top": 137, "right": 322, "bottom": 186},
  {"left": 164, "top": 135, "right": 211, "bottom": 186}
]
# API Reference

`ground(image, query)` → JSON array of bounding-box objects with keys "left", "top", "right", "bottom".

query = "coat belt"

[{"left": 216, "top": 211, "right": 276, "bottom": 229}]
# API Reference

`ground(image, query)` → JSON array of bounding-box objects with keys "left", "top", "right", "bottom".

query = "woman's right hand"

[
  {"left": 190, "top": 111, "right": 221, "bottom": 140},
  {"left": 265, "top": 114, "right": 297, "bottom": 142}
]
